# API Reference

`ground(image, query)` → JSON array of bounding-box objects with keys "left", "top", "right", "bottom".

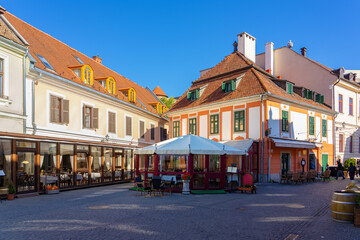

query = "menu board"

[{"left": 227, "top": 167, "right": 237, "bottom": 173}]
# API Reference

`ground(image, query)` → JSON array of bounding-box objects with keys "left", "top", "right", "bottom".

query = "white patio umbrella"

[{"left": 134, "top": 135, "right": 245, "bottom": 155}]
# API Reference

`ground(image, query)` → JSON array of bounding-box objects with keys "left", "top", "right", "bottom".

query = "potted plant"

[
  {"left": 354, "top": 194, "right": 360, "bottom": 227},
  {"left": 7, "top": 181, "right": 16, "bottom": 200},
  {"left": 181, "top": 173, "right": 192, "bottom": 195}
]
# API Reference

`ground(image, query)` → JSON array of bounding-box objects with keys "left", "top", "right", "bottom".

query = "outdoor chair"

[
  {"left": 308, "top": 170, "right": 316, "bottom": 182},
  {"left": 280, "top": 172, "right": 287, "bottom": 184},
  {"left": 298, "top": 172, "right": 307, "bottom": 184},
  {"left": 286, "top": 171, "right": 293, "bottom": 184},
  {"left": 163, "top": 177, "right": 175, "bottom": 196},
  {"left": 135, "top": 176, "right": 151, "bottom": 197},
  {"left": 291, "top": 172, "right": 300, "bottom": 184},
  {"left": 320, "top": 170, "right": 331, "bottom": 181},
  {"left": 151, "top": 176, "right": 165, "bottom": 197}
]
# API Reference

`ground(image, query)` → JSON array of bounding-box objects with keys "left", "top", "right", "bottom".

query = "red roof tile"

[
  {"left": 4, "top": 12, "right": 161, "bottom": 115},
  {"left": 153, "top": 86, "right": 167, "bottom": 97}
]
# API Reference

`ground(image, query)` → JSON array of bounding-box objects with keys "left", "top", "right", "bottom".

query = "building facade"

[
  {"left": 0, "top": 10, "right": 169, "bottom": 196},
  {"left": 256, "top": 44, "right": 360, "bottom": 162},
  {"left": 167, "top": 33, "right": 336, "bottom": 183}
]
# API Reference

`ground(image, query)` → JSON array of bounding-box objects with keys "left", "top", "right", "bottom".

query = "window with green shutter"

[
  {"left": 309, "top": 116, "right": 315, "bottom": 136},
  {"left": 287, "top": 83, "right": 293, "bottom": 94},
  {"left": 322, "top": 119, "right": 327, "bottom": 137},
  {"left": 189, "top": 118, "right": 197, "bottom": 135},
  {"left": 222, "top": 80, "right": 236, "bottom": 93},
  {"left": 210, "top": 114, "right": 219, "bottom": 134},
  {"left": 307, "top": 90, "right": 313, "bottom": 100},
  {"left": 303, "top": 89, "right": 308, "bottom": 98},
  {"left": 281, "top": 111, "right": 289, "bottom": 132},
  {"left": 234, "top": 110, "right": 245, "bottom": 132},
  {"left": 187, "top": 90, "right": 199, "bottom": 101}
]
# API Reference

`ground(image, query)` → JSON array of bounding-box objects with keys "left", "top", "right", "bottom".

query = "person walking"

[
  {"left": 336, "top": 160, "right": 345, "bottom": 180},
  {"left": 347, "top": 163, "right": 357, "bottom": 180}
]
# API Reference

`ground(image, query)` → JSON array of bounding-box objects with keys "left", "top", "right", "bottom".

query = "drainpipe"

[
  {"left": 22, "top": 49, "right": 29, "bottom": 133},
  {"left": 260, "top": 94, "right": 265, "bottom": 182},
  {"left": 32, "top": 73, "right": 42, "bottom": 135},
  {"left": 331, "top": 77, "right": 341, "bottom": 163}
]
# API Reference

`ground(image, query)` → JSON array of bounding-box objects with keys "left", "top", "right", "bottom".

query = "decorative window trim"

[
  {"left": 234, "top": 110, "right": 245, "bottom": 132},
  {"left": 309, "top": 116, "right": 315, "bottom": 136},
  {"left": 210, "top": 114, "right": 219, "bottom": 134},
  {"left": 281, "top": 111, "right": 289, "bottom": 133},
  {"left": 173, "top": 120, "right": 180, "bottom": 138},
  {"left": 189, "top": 118, "right": 197, "bottom": 135}
]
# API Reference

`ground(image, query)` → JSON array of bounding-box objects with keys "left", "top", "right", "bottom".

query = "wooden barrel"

[{"left": 331, "top": 191, "right": 358, "bottom": 223}]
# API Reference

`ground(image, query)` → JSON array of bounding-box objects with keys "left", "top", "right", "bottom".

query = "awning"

[
  {"left": 271, "top": 138, "right": 316, "bottom": 149},
  {"left": 222, "top": 139, "right": 254, "bottom": 155}
]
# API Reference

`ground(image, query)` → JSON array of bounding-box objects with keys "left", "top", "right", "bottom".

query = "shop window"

[
  {"left": 108, "top": 111, "right": 116, "bottom": 134},
  {"left": 209, "top": 155, "right": 220, "bottom": 172},
  {"left": 50, "top": 95, "right": 69, "bottom": 124},
  {"left": 60, "top": 144, "right": 74, "bottom": 188},
  {"left": 40, "top": 143, "right": 57, "bottom": 174},
  {"left": 234, "top": 110, "right": 245, "bottom": 132},
  {"left": 150, "top": 123, "right": 155, "bottom": 140},
  {"left": 126, "top": 116, "right": 132, "bottom": 136},
  {"left": 322, "top": 119, "right": 327, "bottom": 137},
  {"left": 158, "top": 155, "right": 187, "bottom": 172},
  {"left": 104, "top": 148, "right": 113, "bottom": 182},
  {"left": 91, "top": 147, "right": 102, "bottom": 184},
  {"left": 210, "top": 114, "right": 219, "bottom": 134},
  {"left": 193, "top": 155, "right": 205, "bottom": 172},
  {"left": 173, "top": 121, "right": 180, "bottom": 138},
  {"left": 309, "top": 116, "right": 315, "bottom": 136},
  {"left": 83, "top": 105, "right": 99, "bottom": 129},
  {"left": 0, "top": 140, "right": 11, "bottom": 195},
  {"left": 281, "top": 111, "right": 289, "bottom": 132},
  {"left": 189, "top": 118, "right": 197, "bottom": 135}
]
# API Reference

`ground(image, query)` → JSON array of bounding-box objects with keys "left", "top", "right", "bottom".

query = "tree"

[{"left": 161, "top": 97, "right": 176, "bottom": 109}]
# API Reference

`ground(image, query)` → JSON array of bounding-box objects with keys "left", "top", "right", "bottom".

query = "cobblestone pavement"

[{"left": 0, "top": 179, "right": 359, "bottom": 240}]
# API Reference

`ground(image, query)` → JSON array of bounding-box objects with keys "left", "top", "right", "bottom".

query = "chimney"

[
  {"left": 93, "top": 56, "right": 102, "bottom": 64},
  {"left": 237, "top": 32, "right": 256, "bottom": 62},
  {"left": 0, "top": 6, "right": 6, "bottom": 15},
  {"left": 265, "top": 42, "right": 274, "bottom": 75},
  {"left": 300, "top": 47, "right": 307, "bottom": 57}
]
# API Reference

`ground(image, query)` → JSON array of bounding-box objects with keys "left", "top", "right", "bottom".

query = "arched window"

[
  {"left": 81, "top": 65, "right": 93, "bottom": 85},
  {"left": 128, "top": 88, "right": 136, "bottom": 103},
  {"left": 107, "top": 77, "right": 116, "bottom": 94}
]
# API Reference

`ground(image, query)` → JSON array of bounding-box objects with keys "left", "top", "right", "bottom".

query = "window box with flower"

[{"left": 181, "top": 173, "right": 192, "bottom": 195}]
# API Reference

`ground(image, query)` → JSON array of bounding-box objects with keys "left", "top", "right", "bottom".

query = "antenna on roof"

[{"left": 287, "top": 40, "right": 293, "bottom": 48}]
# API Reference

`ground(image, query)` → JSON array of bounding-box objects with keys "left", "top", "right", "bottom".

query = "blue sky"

[{"left": 4, "top": 0, "right": 360, "bottom": 97}]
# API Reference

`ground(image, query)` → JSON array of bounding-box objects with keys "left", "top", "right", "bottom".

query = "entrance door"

[
  {"left": 281, "top": 153, "right": 290, "bottom": 175},
  {"left": 322, "top": 154, "right": 328, "bottom": 172},
  {"left": 17, "top": 152, "right": 36, "bottom": 193},
  {"left": 193, "top": 155, "right": 222, "bottom": 190}
]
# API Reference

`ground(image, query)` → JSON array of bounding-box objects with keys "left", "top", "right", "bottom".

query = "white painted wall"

[
  {"left": 182, "top": 118, "right": 187, "bottom": 136},
  {"left": 199, "top": 115, "right": 208, "bottom": 138},
  {"left": 249, "top": 107, "right": 260, "bottom": 139},
  {"left": 268, "top": 106, "right": 279, "bottom": 137},
  {"left": 222, "top": 111, "right": 231, "bottom": 140},
  {"left": 291, "top": 112, "right": 307, "bottom": 140},
  {"left": 334, "top": 85, "right": 357, "bottom": 126}
]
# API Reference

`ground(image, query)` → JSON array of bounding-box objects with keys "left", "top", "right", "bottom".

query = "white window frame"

[
  {"left": 0, "top": 53, "right": 9, "bottom": 100},
  {"left": 81, "top": 101, "right": 96, "bottom": 134},
  {"left": 46, "top": 90, "right": 67, "bottom": 131}
]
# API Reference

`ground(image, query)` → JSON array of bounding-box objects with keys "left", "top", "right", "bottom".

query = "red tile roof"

[
  {"left": 153, "top": 86, "right": 167, "bottom": 98},
  {"left": 169, "top": 52, "right": 332, "bottom": 113},
  {"left": 4, "top": 12, "right": 162, "bottom": 116}
]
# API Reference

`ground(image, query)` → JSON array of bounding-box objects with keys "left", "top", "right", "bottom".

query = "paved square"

[{"left": 0, "top": 179, "right": 359, "bottom": 240}]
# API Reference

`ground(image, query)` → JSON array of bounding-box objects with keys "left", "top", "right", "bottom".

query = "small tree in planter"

[
  {"left": 354, "top": 194, "right": 360, "bottom": 227},
  {"left": 7, "top": 181, "right": 16, "bottom": 200}
]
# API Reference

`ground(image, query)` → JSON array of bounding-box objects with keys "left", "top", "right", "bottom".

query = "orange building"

[{"left": 167, "top": 33, "right": 336, "bottom": 184}]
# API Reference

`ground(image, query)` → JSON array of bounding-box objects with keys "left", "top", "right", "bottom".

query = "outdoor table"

[
  {"left": 40, "top": 175, "right": 58, "bottom": 184},
  {"left": 91, "top": 172, "right": 101, "bottom": 180}
]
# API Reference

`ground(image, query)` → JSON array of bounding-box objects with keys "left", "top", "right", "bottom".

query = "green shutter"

[
  {"left": 320, "top": 95, "right": 324, "bottom": 103},
  {"left": 303, "top": 89, "right": 308, "bottom": 98},
  {"left": 282, "top": 111, "right": 289, "bottom": 132},
  {"left": 308, "top": 90, "right": 313, "bottom": 100},
  {"left": 222, "top": 82, "right": 226, "bottom": 92},
  {"left": 309, "top": 116, "right": 314, "bottom": 135},
  {"left": 322, "top": 119, "right": 327, "bottom": 137},
  {"left": 231, "top": 80, "right": 236, "bottom": 91},
  {"left": 187, "top": 92, "right": 191, "bottom": 100},
  {"left": 195, "top": 89, "right": 199, "bottom": 99}
]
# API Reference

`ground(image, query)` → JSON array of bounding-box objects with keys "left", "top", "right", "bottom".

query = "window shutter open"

[
  {"left": 140, "top": 121, "right": 145, "bottom": 139},
  {"left": 50, "top": 95, "right": 57, "bottom": 123},
  {"left": 195, "top": 89, "right": 199, "bottom": 99},
  {"left": 187, "top": 92, "right": 191, "bottom": 100},
  {"left": 62, "top": 99, "right": 69, "bottom": 124},
  {"left": 231, "top": 80, "right": 236, "bottom": 91},
  {"left": 222, "top": 82, "right": 226, "bottom": 92},
  {"left": 109, "top": 112, "right": 115, "bottom": 133},
  {"left": 126, "top": 116, "right": 132, "bottom": 136},
  {"left": 82, "top": 105, "right": 86, "bottom": 128},
  {"left": 93, "top": 108, "right": 99, "bottom": 129}
]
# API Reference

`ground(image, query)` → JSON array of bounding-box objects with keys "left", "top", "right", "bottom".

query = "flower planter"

[
  {"left": 238, "top": 187, "right": 256, "bottom": 194},
  {"left": 47, "top": 189, "right": 59, "bottom": 194},
  {"left": 182, "top": 180, "right": 190, "bottom": 195},
  {"left": 7, "top": 194, "right": 15, "bottom": 200}
]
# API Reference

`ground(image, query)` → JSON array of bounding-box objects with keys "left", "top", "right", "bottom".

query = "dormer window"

[
  {"left": 69, "top": 64, "right": 93, "bottom": 85},
  {"left": 96, "top": 77, "right": 116, "bottom": 94},
  {"left": 303, "top": 89, "right": 313, "bottom": 100},
  {"left": 162, "top": 105, "right": 168, "bottom": 113},
  {"left": 315, "top": 93, "right": 324, "bottom": 103},
  {"left": 222, "top": 80, "right": 235, "bottom": 93},
  {"left": 187, "top": 89, "right": 199, "bottom": 101},
  {"left": 149, "top": 102, "right": 163, "bottom": 114},
  {"left": 286, "top": 83, "right": 293, "bottom": 94},
  {"left": 119, "top": 87, "right": 136, "bottom": 103}
]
